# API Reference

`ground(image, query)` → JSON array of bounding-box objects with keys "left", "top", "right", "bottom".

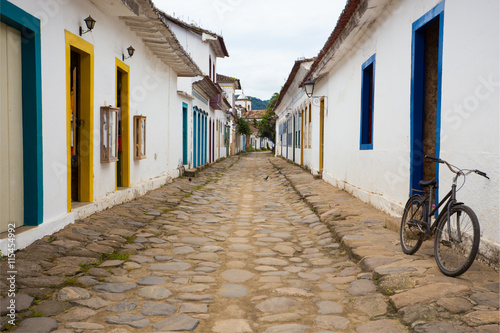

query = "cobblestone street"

[{"left": 1, "top": 153, "right": 498, "bottom": 333}]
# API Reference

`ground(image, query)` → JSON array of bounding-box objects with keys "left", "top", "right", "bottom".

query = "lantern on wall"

[{"left": 303, "top": 78, "right": 315, "bottom": 98}]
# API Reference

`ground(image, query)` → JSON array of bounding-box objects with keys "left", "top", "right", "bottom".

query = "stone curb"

[{"left": 268, "top": 155, "right": 500, "bottom": 331}]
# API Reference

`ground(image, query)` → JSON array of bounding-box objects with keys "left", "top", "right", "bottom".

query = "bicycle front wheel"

[
  {"left": 400, "top": 194, "right": 425, "bottom": 255},
  {"left": 434, "top": 205, "right": 480, "bottom": 277}
]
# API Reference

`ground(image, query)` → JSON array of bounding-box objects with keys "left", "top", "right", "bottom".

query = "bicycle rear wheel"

[
  {"left": 434, "top": 205, "right": 480, "bottom": 277},
  {"left": 400, "top": 195, "right": 425, "bottom": 254}
]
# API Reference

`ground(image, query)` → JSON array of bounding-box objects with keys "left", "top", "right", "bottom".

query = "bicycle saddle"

[{"left": 419, "top": 179, "right": 438, "bottom": 188}]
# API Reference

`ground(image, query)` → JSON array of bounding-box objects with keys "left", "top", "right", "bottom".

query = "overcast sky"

[{"left": 154, "top": 0, "right": 345, "bottom": 100}]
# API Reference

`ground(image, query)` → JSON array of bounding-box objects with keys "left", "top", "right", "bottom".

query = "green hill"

[{"left": 249, "top": 96, "right": 270, "bottom": 110}]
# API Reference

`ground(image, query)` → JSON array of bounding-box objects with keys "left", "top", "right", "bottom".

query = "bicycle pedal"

[{"left": 441, "top": 240, "right": 452, "bottom": 247}]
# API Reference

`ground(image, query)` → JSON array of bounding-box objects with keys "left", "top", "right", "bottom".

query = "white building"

[
  {"left": 236, "top": 91, "right": 252, "bottom": 111},
  {"left": 242, "top": 110, "right": 271, "bottom": 150},
  {"left": 277, "top": 0, "right": 499, "bottom": 265},
  {"left": 217, "top": 74, "right": 244, "bottom": 154},
  {"left": 274, "top": 58, "right": 315, "bottom": 163},
  {"left": 164, "top": 14, "right": 231, "bottom": 167},
  {"left": 0, "top": 0, "right": 234, "bottom": 253}
]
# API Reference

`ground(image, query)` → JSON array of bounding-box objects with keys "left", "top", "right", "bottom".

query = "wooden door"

[
  {"left": 70, "top": 53, "right": 80, "bottom": 202},
  {"left": 0, "top": 22, "right": 24, "bottom": 232}
]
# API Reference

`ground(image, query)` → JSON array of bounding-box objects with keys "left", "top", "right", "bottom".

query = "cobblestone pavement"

[{"left": 1, "top": 153, "right": 498, "bottom": 333}]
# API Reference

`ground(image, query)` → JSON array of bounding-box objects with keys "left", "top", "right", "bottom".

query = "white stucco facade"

[
  {"left": 0, "top": 0, "right": 202, "bottom": 253},
  {"left": 277, "top": 0, "right": 499, "bottom": 264},
  {"left": 275, "top": 59, "right": 314, "bottom": 167}
]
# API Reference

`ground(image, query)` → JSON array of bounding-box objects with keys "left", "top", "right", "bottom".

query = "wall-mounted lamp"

[
  {"left": 303, "top": 77, "right": 328, "bottom": 115},
  {"left": 79, "top": 15, "right": 96, "bottom": 36},
  {"left": 122, "top": 46, "right": 135, "bottom": 61},
  {"left": 303, "top": 78, "right": 315, "bottom": 98},
  {"left": 225, "top": 110, "right": 232, "bottom": 121}
]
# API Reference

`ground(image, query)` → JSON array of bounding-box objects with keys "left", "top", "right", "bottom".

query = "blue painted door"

[
  {"left": 410, "top": 2, "right": 444, "bottom": 197},
  {"left": 193, "top": 109, "right": 197, "bottom": 167},
  {"left": 182, "top": 103, "right": 188, "bottom": 165}
]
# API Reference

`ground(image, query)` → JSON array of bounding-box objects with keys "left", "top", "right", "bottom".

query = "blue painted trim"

[
  {"left": 197, "top": 112, "right": 201, "bottom": 166},
  {"left": 192, "top": 90, "right": 208, "bottom": 105},
  {"left": 204, "top": 115, "right": 208, "bottom": 164},
  {"left": 1, "top": 0, "right": 43, "bottom": 227},
  {"left": 409, "top": 0, "right": 445, "bottom": 197},
  {"left": 202, "top": 114, "right": 206, "bottom": 165},
  {"left": 360, "top": 54, "right": 375, "bottom": 150},
  {"left": 193, "top": 107, "right": 198, "bottom": 167},
  {"left": 182, "top": 103, "right": 188, "bottom": 165}
]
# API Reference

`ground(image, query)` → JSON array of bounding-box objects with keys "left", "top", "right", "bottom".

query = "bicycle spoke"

[
  {"left": 400, "top": 195, "right": 424, "bottom": 255},
  {"left": 435, "top": 205, "right": 480, "bottom": 277}
]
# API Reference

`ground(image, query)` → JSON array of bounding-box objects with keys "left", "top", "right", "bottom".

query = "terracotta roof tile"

[
  {"left": 301, "top": 0, "right": 361, "bottom": 86},
  {"left": 274, "top": 57, "right": 315, "bottom": 111},
  {"left": 242, "top": 110, "right": 266, "bottom": 119}
]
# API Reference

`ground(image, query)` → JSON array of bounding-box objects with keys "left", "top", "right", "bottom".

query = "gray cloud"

[{"left": 155, "top": 0, "right": 345, "bottom": 99}]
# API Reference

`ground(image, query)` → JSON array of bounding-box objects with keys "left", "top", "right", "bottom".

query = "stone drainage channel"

[{"left": 0, "top": 152, "right": 498, "bottom": 333}]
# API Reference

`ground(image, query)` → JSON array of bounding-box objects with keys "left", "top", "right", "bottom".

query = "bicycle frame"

[
  {"left": 402, "top": 155, "right": 489, "bottom": 276},
  {"left": 422, "top": 167, "right": 462, "bottom": 236}
]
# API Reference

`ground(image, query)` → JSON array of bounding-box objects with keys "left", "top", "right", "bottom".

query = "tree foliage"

[
  {"left": 235, "top": 116, "right": 251, "bottom": 136},
  {"left": 257, "top": 92, "right": 280, "bottom": 143}
]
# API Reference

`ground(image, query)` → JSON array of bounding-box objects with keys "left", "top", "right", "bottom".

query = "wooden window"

[
  {"left": 100, "top": 106, "right": 119, "bottom": 163},
  {"left": 134, "top": 115, "right": 146, "bottom": 159}
]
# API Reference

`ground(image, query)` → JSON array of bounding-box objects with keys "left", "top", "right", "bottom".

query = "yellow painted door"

[{"left": 0, "top": 22, "right": 24, "bottom": 233}]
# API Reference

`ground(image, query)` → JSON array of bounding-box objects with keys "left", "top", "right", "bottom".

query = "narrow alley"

[{"left": 1, "top": 153, "right": 498, "bottom": 333}]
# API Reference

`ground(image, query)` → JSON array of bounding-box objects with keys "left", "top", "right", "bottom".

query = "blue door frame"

[
  {"left": 182, "top": 103, "right": 188, "bottom": 165},
  {"left": 410, "top": 1, "right": 445, "bottom": 196},
  {"left": 197, "top": 111, "right": 200, "bottom": 167},
  {"left": 193, "top": 108, "right": 198, "bottom": 167},
  {"left": 1, "top": 0, "right": 43, "bottom": 226},
  {"left": 203, "top": 114, "right": 207, "bottom": 165}
]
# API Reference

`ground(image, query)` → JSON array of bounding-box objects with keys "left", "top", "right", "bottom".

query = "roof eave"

[
  {"left": 300, "top": 0, "right": 363, "bottom": 86},
  {"left": 193, "top": 75, "right": 222, "bottom": 99},
  {"left": 122, "top": 0, "right": 203, "bottom": 77},
  {"left": 273, "top": 58, "right": 315, "bottom": 111}
]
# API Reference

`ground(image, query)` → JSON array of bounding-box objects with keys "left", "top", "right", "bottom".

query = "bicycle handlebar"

[
  {"left": 474, "top": 170, "right": 490, "bottom": 179},
  {"left": 425, "top": 155, "right": 490, "bottom": 180},
  {"left": 424, "top": 155, "right": 443, "bottom": 163}
]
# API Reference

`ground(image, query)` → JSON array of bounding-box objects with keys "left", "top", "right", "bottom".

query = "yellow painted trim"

[
  {"left": 65, "top": 30, "right": 94, "bottom": 211},
  {"left": 115, "top": 58, "right": 131, "bottom": 188}
]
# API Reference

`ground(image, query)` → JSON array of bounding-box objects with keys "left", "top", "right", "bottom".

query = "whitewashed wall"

[
  {"left": 170, "top": 24, "right": 216, "bottom": 79},
  {"left": 178, "top": 94, "right": 193, "bottom": 168},
  {"left": 274, "top": 62, "right": 313, "bottom": 167},
  {"left": 8, "top": 0, "right": 184, "bottom": 249},
  {"left": 439, "top": 0, "right": 499, "bottom": 253},
  {"left": 316, "top": 0, "right": 499, "bottom": 251}
]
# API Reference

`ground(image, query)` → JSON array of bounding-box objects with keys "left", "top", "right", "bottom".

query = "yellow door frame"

[
  {"left": 319, "top": 98, "right": 324, "bottom": 171},
  {"left": 65, "top": 30, "right": 94, "bottom": 211},
  {"left": 115, "top": 58, "right": 130, "bottom": 188}
]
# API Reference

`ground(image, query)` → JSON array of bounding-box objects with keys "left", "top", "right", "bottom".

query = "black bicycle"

[{"left": 400, "top": 156, "right": 489, "bottom": 277}]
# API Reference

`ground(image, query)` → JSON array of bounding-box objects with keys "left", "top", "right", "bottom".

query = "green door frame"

[{"left": 0, "top": 0, "right": 43, "bottom": 226}]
